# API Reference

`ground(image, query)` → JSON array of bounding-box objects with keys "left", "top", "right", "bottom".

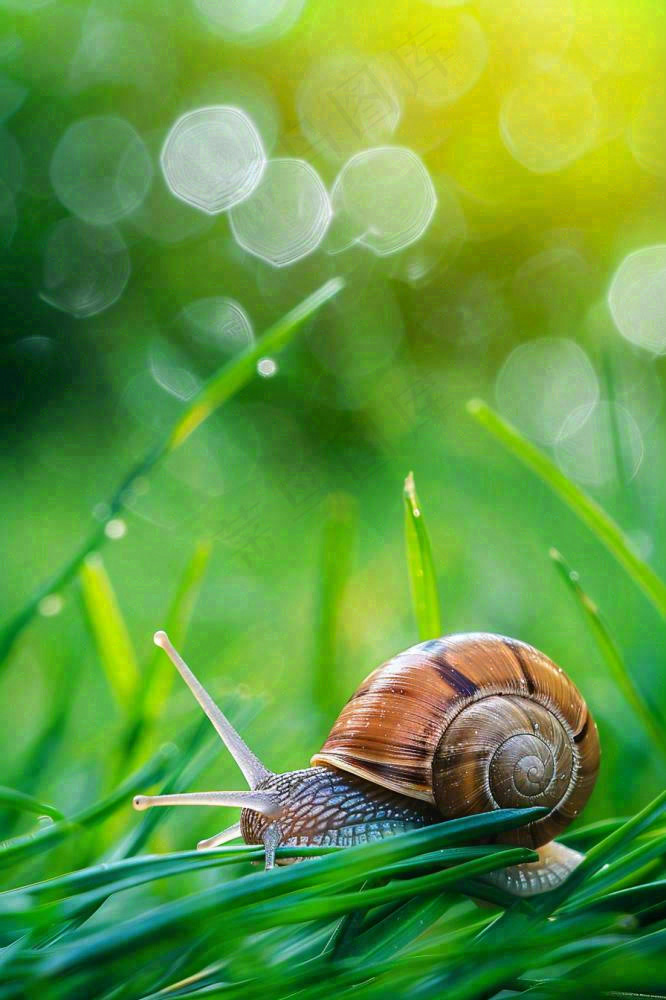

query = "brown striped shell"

[{"left": 311, "top": 633, "right": 600, "bottom": 849}]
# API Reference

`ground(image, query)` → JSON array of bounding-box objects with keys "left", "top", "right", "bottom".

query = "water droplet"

[
  {"left": 39, "top": 594, "right": 64, "bottom": 617},
  {"left": 257, "top": 357, "right": 277, "bottom": 377},
  {"left": 105, "top": 518, "right": 127, "bottom": 540}
]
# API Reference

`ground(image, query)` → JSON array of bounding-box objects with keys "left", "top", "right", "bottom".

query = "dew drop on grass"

[
  {"left": 50, "top": 116, "right": 153, "bottom": 225},
  {"left": 160, "top": 106, "right": 265, "bottom": 215},
  {"left": 230, "top": 158, "right": 331, "bottom": 267},
  {"left": 40, "top": 218, "right": 130, "bottom": 318},
  {"left": 38, "top": 594, "right": 64, "bottom": 617},
  {"left": 499, "top": 56, "right": 599, "bottom": 174},
  {"left": 495, "top": 338, "right": 599, "bottom": 446},
  {"left": 105, "top": 518, "right": 127, "bottom": 540},
  {"left": 257, "top": 357, "right": 277, "bottom": 377},
  {"left": 329, "top": 146, "right": 436, "bottom": 257},
  {"left": 609, "top": 246, "right": 666, "bottom": 355}
]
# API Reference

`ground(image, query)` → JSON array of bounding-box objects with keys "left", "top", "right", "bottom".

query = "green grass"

[{"left": 1, "top": 400, "right": 666, "bottom": 998}]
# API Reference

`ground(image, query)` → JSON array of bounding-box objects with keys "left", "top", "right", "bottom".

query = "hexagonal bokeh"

[
  {"left": 160, "top": 105, "right": 265, "bottom": 215},
  {"left": 40, "top": 217, "right": 130, "bottom": 318},
  {"left": 329, "top": 146, "right": 437, "bottom": 257},
  {"left": 50, "top": 115, "right": 153, "bottom": 225},
  {"left": 230, "top": 158, "right": 331, "bottom": 267}
]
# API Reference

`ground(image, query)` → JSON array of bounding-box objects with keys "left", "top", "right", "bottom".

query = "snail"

[{"left": 133, "top": 630, "right": 600, "bottom": 897}]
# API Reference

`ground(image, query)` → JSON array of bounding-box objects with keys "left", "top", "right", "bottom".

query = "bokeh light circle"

[
  {"left": 50, "top": 116, "right": 153, "bottom": 225},
  {"left": 500, "top": 57, "right": 599, "bottom": 174},
  {"left": 495, "top": 338, "right": 600, "bottom": 445},
  {"left": 628, "top": 87, "right": 666, "bottom": 179},
  {"left": 608, "top": 246, "right": 666, "bottom": 354},
  {"left": 40, "top": 217, "right": 130, "bottom": 318},
  {"left": 181, "top": 298, "right": 255, "bottom": 354},
  {"left": 555, "top": 402, "right": 644, "bottom": 488},
  {"left": 193, "top": 0, "right": 306, "bottom": 45},
  {"left": 230, "top": 158, "right": 331, "bottom": 267},
  {"left": 329, "top": 146, "right": 437, "bottom": 257},
  {"left": 297, "top": 52, "right": 401, "bottom": 163},
  {"left": 393, "top": 14, "right": 488, "bottom": 107},
  {"left": 160, "top": 106, "right": 265, "bottom": 215}
]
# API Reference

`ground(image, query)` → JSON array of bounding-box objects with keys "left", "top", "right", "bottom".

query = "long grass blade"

[
  {"left": 0, "top": 279, "right": 344, "bottom": 669},
  {"left": 119, "top": 541, "right": 213, "bottom": 767},
  {"left": 312, "top": 492, "right": 357, "bottom": 728},
  {"left": 0, "top": 788, "right": 64, "bottom": 823},
  {"left": 0, "top": 745, "right": 176, "bottom": 871},
  {"left": 467, "top": 399, "right": 666, "bottom": 619},
  {"left": 403, "top": 471, "right": 441, "bottom": 640},
  {"left": 79, "top": 553, "right": 140, "bottom": 711},
  {"left": 30, "top": 808, "right": 547, "bottom": 976},
  {"left": 143, "top": 541, "right": 212, "bottom": 723},
  {"left": 551, "top": 547, "right": 666, "bottom": 762}
]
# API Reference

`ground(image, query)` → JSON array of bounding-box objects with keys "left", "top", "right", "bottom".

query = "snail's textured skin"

[
  {"left": 240, "top": 766, "right": 439, "bottom": 848},
  {"left": 312, "top": 633, "right": 600, "bottom": 850}
]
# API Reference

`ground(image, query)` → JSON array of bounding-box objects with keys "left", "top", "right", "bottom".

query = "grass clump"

[{"left": 1, "top": 384, "right": 665, "bottom": 998}]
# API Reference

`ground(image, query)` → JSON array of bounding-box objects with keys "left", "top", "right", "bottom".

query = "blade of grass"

[
  {"left": 311, "top": 493, "right": 357, "bottom": 729},
  {"left": 79, "top": 553, "right": 140, "bottom": 712},
  {"left": 0, "top": 745, "right": 177, "bottom": 871},
  {"left": 119, "top": 541, "right": 213, "bottom": 766},
  {"left": 0, "top": 278, "right": 344, "bottom": 669},
  {"left": 467, "top": 399, "right": 666, "bottom": 619},
  {"left": 142, "top": 540, "right": 212, "bottom": 724},
  {"left": 403, "top": 471, "right": 441, "bottom": 640},
  {"left": 551, "top": 547, "right": 666, "bottom": 762},
  {"left": 0, "top": 788, "right": 63, "bottom": 823},
  {"left": 563, "top": 833, "right": 666, "bottom": 910},
  {"left": 34, "top": 808, "right": 547, "bottom": 976},
  {"left": 337, "top": 894, "right": 457, "bottom": 963}
]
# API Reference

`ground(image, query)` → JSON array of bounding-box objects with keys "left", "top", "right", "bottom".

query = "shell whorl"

[{"left": 311, "top": 633, "right": 600, "bottom": 849}]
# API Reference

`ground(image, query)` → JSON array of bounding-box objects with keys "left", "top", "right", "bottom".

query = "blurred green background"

[{"left": 2, "top": 0, "right": 666, "bottom": 868}]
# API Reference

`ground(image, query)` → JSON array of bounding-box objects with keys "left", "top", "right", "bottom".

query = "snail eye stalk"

[{"left": 152, "top": 630, "right": 272, "bottom": 789}]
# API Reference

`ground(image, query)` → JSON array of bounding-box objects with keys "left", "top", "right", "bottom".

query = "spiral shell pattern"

[{"left": 312, "top": 633, "right": 600, "bottom": 849}]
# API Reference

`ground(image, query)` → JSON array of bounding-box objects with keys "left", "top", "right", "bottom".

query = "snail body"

[{"left": 134, "top": 631, "right": 600, "bottom": 897}]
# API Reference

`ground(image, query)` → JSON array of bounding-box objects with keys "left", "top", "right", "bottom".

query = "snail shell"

[{"left": 311, "top": 633, "right": 600, "bottom": 849}]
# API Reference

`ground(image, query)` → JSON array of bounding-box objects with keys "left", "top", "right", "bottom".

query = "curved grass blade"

[
  {"left": 0, "top": 788, "right": 63, "bottom": 823},
  {"left": 312, "top": 493, "right": 357, "bottom": 728},
  {"left": 0, "top": 745, "right": 176, "bottom": 871},
  {"left": 142, "top": 540, "right": 212, "bottom": 724},
  {"left": 551, "top": 548, "right": 666, "bottom": 763},
  {"left": 120, "top": 541, "right": 213, "bottom": 766},
  {"left": 403, "top": 472, "right": 441, "bottom": 640},
  {"left": 32, "top": 808, "right": 547, "bottom": 978},
  {"left": 79, "top": 553, "right": 140, "bottom": 712},
  {"left": 467, "top": 399, "right": 666, "bottom": 619},
  {"left": 0, "top": 278, "right": 345, "bottom": 669}
]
